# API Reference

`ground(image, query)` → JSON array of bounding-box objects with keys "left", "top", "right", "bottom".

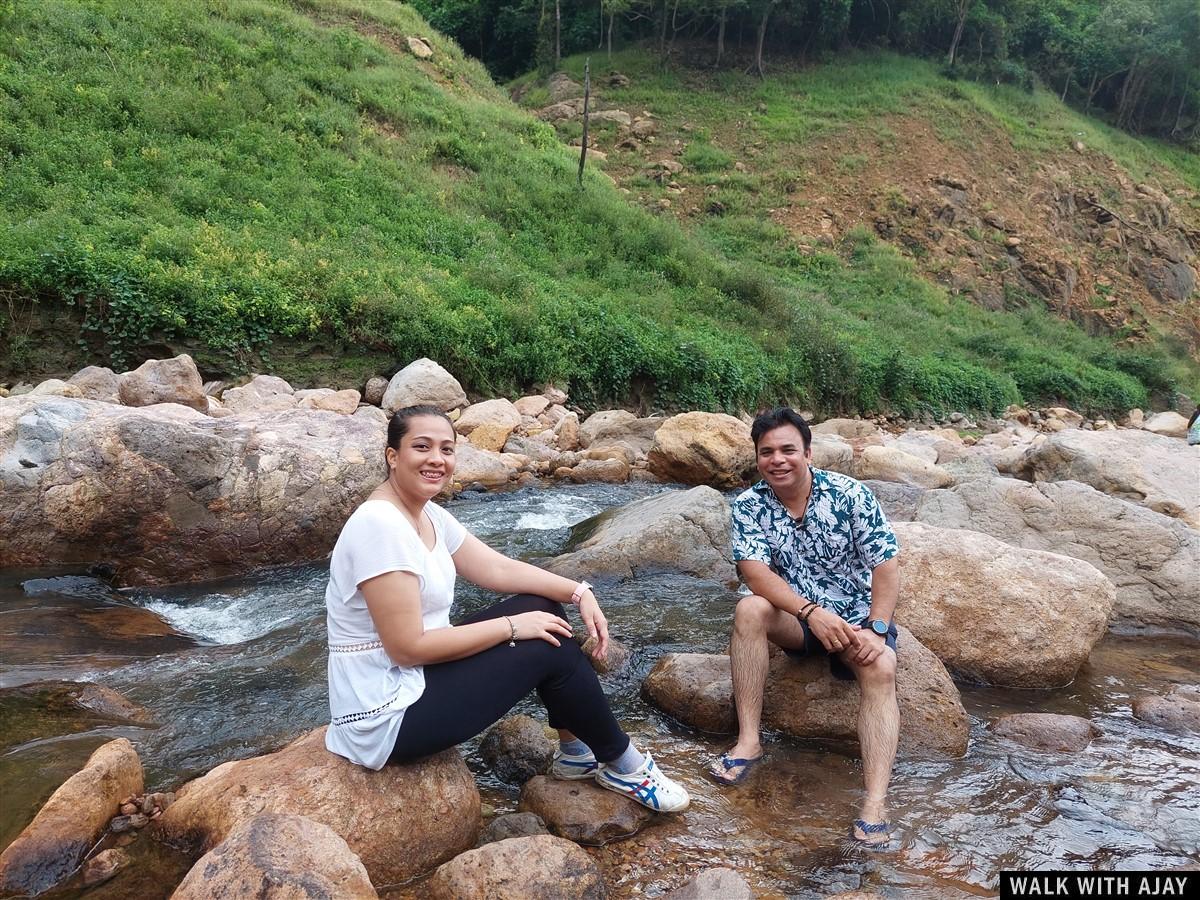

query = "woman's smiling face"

[{"left": 387, "top": 414, "right": 457, "bottom": 497}]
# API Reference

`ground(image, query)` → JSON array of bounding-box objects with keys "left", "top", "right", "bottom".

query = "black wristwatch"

[{"left": 865, "top": 619, "right": 889, "bottom": 637}]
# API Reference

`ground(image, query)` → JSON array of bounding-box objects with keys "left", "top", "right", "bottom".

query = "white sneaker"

[
  {"left": 594, "top": 751, "right": 690, "bottom": 812},
  {"left": 550, "top": 747, "right": 599, "bottom": 780}
]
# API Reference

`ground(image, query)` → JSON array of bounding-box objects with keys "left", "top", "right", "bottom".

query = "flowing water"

[{"left": 2, "top": 483, "right": 1197, "bottom": 898}]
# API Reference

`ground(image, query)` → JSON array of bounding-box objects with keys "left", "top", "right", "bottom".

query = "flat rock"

[
  {"left": 664, "top": 867, "right": 752, "bottom": 899},
  {"left": 547, "top": 486, "right": 735, "bottom": 585},
  {"left": 643, "top": 630, "right": 969, "bottom": 758},
  {"left": 427, "top": 835, "right": 605, "bottom": 899},
  {"left": 1143, "top": 411, "right": 1189, "bottom": 438},
  {"left": 647, "top": 412, "right": 754, "bottom": 488},
  {"left": 0, "top": 396, "right": 385, "bottom": 585},
  {"left": 171, "top": 814, "right": 376, "bottom": 899},
  {"left": 295, "top": 387, "right": 360, "bottom": 415},
  {"left": 811, "top": 418, "right": 884, "bottom": 445},
  {"left": 0, "top": 738, "right": 143, "bottom": 896},
  {"left": 893, "top": 522, "right": 1113, "bottom": 687},
  {"left": 518, "top": 776, "right": 651, "bottom": 846},
  {"left": 855, "top": 445, "right": 954, "bottom": 488},
  {"left": 118, "top": 354, "right": 206, "bottom": 411},
  {"left": 563, "top": 457, "right": 630, "bottom": 483},
  {"left": 154, "top": 728, "right": 478, "bottom": 885},
  {"left": 382, "top": 358, "right": 466, "bottom": 414},
  {"left": 1023, "top": 428, "right": 1199, "bottom": 527},
  {"left": 220, "top": 374, "right": 296, "bottom": 413},
  {"left": 478, "top": 812, "right": 549, "bottom": 845},
  {"left": 914, "top": 478, "right": 1200, "bottom": 631},
  {"left": 480, "top": 715, "right": 555, "bottom": 785},
  {"left": 992, "top": 713, "right": 1097, "bottom": 752}
]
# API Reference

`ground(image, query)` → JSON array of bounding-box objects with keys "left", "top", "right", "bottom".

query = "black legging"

[{"left": 388, "top": 594, "right": 630, "bottom": 764}]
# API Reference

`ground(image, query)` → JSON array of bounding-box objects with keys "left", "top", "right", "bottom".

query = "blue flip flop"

[
  {"left": 707, "top": 752, "right": 763, "bottom": 785},
  {"left": 849, "top": 818, "right": 892, "bottom": 847}
]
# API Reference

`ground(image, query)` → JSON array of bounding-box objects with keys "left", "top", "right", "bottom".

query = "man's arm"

[{"left": 738, "top": 560, "right": 862, "bottom": 652}]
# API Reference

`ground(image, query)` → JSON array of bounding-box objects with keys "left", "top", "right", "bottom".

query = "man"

[{"left": 711, "top": 407, "right": 900, "bottom": 846}]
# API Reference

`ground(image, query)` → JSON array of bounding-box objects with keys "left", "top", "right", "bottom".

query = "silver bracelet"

[{"left": 503, "top": 615, "right": 517, "bottom": 647}]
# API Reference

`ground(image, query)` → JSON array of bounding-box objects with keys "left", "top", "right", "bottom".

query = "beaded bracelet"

[{"left": 503, "top": 615, "right": 517, "bottom": 647}]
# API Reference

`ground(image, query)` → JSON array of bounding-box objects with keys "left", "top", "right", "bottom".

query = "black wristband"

[{"left": 796, "top": 602, "right": 815, "bottom": 622}]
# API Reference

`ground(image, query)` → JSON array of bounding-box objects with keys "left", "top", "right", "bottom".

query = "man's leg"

[
  {"left": 841, "top": 646, "right": 899, "bottom": 841},
  {"left": 716, "top": 594, "right": 807, "bottom": 781}
]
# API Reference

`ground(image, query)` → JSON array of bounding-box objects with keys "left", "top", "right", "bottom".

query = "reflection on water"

[{"left": 1, "top": 483, "right": 1197, "bottom": 897}]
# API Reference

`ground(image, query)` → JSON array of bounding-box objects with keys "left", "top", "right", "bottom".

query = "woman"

[{"left": 324, "top": 404, "right": 689, "bottom": 812}]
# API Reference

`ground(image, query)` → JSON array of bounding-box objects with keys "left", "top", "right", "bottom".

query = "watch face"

[{"left": 871, "top": 620, "right": 888, "bottom": 636}]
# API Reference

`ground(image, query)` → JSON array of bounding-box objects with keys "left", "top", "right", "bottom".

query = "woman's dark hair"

[
  {"left": 387, "top": 405, "right": 456, "bottom": 451},
  {"left": 751, "top": 407, "right": 812, "bottom": 450}
]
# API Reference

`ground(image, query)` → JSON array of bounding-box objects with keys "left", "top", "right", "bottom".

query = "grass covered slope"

[{"left": 0, "top": 1, "right": 1193, "bottom": 414}]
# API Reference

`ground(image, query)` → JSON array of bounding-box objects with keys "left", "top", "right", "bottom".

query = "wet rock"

[
  {"left": 118, "top": 354, "right": 206, "bottom": 411},
  {"left": 861, "top": 480, "right": 926, "bottom": 522},
  {"left": 479, "top": 813, "right": 549, "bottom": 845},
  {"left": 220, "top": 374, "right": 296, "bottom": 413},
  {"left": 80, "top": 848, "right": 129, "bottom": 888},
  {"left": 854, "top": 446, "right": 954, "bottom": 489},
  {"left": 171, "top": 813, "right": 376, "bottom": 899},
  {"left": 647, "top": 412, "right": 754, "bottom": 488},
  {"left": 548, "top": 486, "right": 735, "bottom": 586},
  {"left": 993, "top": 713, "right": 1097, "bottom": 752},
  {"left": 457, "top": 399, "right": 522, "bottom": 452},
  {"left": 0, "top": 738, "right": 143, "bottom": 896},
  {"left": 1143, "top": 411, "right": 1189, "bottom": 439},
  {"left": 578, "top": 634, "right": 632, "bottom": 676},
  {"left": 0, "top": 681, "right": 153, "bottom": 749},
  {"left": 295, "top": 387, "right": 360, "bottom": 415},
  {"left": 643, "top": 629, "right": 969, "bottom": 757},
  {"left": 0, "top": 396, "right": 385, "bottom": 584},
  {"left": 480, "top": 715, "right": 555, "bottom": 786},
  {"left": 1132, "top": 686, "right": 1200, "bottom": 734},
  {"left": 893, "top": 522, "right": 1113, "bottom": 687},
  {"left": 913, "top": 479, "right": 1199, "bottom": 631},
  {"left": 664, "top": 867, "right": 752, "bottom": 899},
  {"left": 67, "top": 366, "right": 120, "bottom": 403},
  {"left": 452, "top": 439, "right": 518, "bottom": 490},
  {"left": 810, "top": 434, "right": 854, "bottom": 474},
  {"left": 579, "top": 410, "right": 663, "bottom": 455},
  {"left": 1024, "top": 428, "right": 1199, "bottom": 526},
  {"left": 154, "top": 728, "right": 478, "bottom": 886},
  {"left": 427, "top": 834, "right": 605, "bottom": 899},
  {"left": 382, "top": 358, "right": 467, "bottom": 414},
  {"left": 363, "top": 375, "right": 388, "bottom": 407},
  {"left": 518, "top": 777, "right": 651, "bottom": 845}
]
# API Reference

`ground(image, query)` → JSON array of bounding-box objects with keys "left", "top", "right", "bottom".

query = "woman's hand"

[
  {"left": 806, "top": 607, "right": 861, "bottom": 654},
  {"left": 510, "top": 610, "right": 573, "bottom": 647},
  {"left": 578, "top": 590, "right": 609, "bottom": 660}
]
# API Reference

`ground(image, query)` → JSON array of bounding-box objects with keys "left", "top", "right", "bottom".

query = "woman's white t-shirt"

[{"left": 325, "top": 499, "right": 467, "bottom": 770}]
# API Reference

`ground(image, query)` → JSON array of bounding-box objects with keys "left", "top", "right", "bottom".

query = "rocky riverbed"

[{"left": 1, "top": 357, "right": 1198, "bottom": 897}]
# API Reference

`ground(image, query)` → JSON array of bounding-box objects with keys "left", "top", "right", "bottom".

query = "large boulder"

[
  {"left": 452, "top": 438, "right": 518, "bottom": 489},
  {"left": 518, "top": 777, "right": 651, "bottom": 845},
  {"left": 67, "top": 366, "right": 120, "bottom": 403},
  {"left": 426, "top": 835, "right": 605, "bottom": 900},
  {"left": 647, "top": 412, "right": 753, "bottom": 488},
  {"left": 118, "top": 354, "right": 206, "bottom": 411},
  {"left": 547, "top": 486, "right": 736, "bottom": 586},
  {"left": 810, "top": 434, "right": 854, "bottom": 474},
  {"left": 171, "top": 814, "right": 377, "bottom": 899},
  {"left": 457, "top": 399, "right": 522, "bottom": 452},
  {"left": 861, "top": 480, "right": 927, "bottom": 522},
  {"left": 220, "top": 374, "right": 297, "bottom": 413},
  {"left": 811, "top": 418, "right": 883, "bottom": 443},
  {"left": 643, "top": 630, "right": 969, "bottom": 758},
  {"left": 1023, "top": 429, "right": 1199, "bottom": 527},
  {"left": 1143, "top": 411, "right": 1189, "bottom": 439},
  {"left": 0, "top": 738, "right": 143, "bottom": 897},
  {"left": 154, "top": 728, "right": 479, "bottom": 886},
  {"left": 579, "top": 410, "right": 663, "bottom": 455},
  {"left": 295, "top": 388, "right": 361, "bottom": 415},
  {"left": 913, "top": 478, "right": 1200, "bottom": 631},
  {"left": 0, "top": 396, "right": 385, "bottom": 585},
  {"left": 854, "top": 445, "right": 954, "bottom": 489},
  {"left": 892, "top": 522, "right": 1113, "bottom": 687},
  {"left": 382, "top": 358, "right": 466, "bottom": 414}
]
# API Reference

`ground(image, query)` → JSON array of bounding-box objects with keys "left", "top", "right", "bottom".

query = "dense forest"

[{"left": 412, "top": 0, "right": 1200, "bottom": 141}]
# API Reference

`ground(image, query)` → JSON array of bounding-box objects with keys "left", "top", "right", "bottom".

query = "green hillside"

[{"left": 1, "top": 0, "right": 1195, "bottom": 414}]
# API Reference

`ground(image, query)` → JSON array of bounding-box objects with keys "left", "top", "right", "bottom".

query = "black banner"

[{"left": 1000, "top": 871, "right": 1197, "bottom": 899}]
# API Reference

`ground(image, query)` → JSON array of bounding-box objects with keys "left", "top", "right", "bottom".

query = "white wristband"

[{"left": 570, "top": 581, "right": 592, "bottom": 604}]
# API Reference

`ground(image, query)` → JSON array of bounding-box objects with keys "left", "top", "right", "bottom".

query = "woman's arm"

[
  {"left": 453, "top": 533, "right": 610, "bottom": 658},
  {"left": 361, "top": 570, "right": 571, "bottom": 667}
]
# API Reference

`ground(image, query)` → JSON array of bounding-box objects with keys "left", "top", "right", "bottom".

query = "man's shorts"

[{"left": 784, "top": 619, "right": 899, "bottom": 681}]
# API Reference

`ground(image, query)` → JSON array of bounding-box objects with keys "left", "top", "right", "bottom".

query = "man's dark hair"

[{"left": 751, "top": 407, "right": 812, "bottom": 450}]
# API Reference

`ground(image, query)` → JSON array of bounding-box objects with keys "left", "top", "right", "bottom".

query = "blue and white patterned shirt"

[{"left": 730, "top": 468, "right": 899, "bottom": 624}]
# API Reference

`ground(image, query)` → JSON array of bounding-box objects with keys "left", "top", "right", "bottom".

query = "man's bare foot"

[
  {"left": 707, "top": 741, "right": 763, "bottom": 785},
  {"left": 851, "top": 797, "right": 891, "bottom": 845}
]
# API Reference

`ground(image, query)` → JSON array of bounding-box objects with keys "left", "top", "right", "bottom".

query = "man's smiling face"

[{"left": 755, "top": 423, "right": 812, "bottom": 491}]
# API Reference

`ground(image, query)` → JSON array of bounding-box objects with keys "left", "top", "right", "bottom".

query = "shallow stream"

[{"left": 2, "top": 483, "right": 1197, "bottom": 897}]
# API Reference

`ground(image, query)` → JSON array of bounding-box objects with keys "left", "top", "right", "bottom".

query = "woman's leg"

[{"left": 389, "top": 594, "right": 630, "bottom": 764}]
